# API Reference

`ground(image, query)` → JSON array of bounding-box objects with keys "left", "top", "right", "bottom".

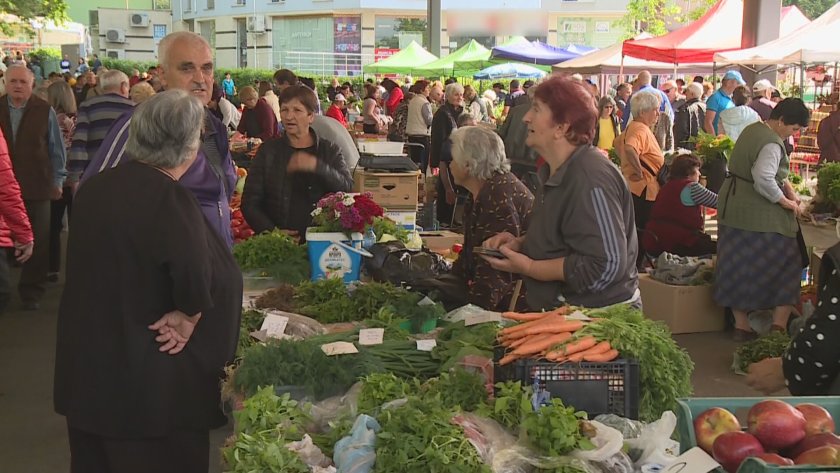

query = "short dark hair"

[
  {"left": 693, "top": 75, "right": 704, "bottom": 83},
  {"left": 676, "top": 78, "right": 685, "bottom": 87},
  {"left": 523, "top": 80, "right": 535, "bottom": 89},
  {"left": 668, "top": 154, "right": 702, "bottom": 180},
  {"left": 732, "top": 86, "right": 750, "bottom": 107},
  {"left": 510, "top": 80, "right": 521, "bottom": 90},
  {"left": 411, "top": 79, "right": 430, "bottom": 94},
  {"left": 278, "top": 85, "right": 318, "bottom": 113},
  {"left": 769, "top": 98, "right": 810, "bottom": 127},
  {"left": 273, "top": 68, "right": 298, "bottom": 86},
  {"left": 444, "top": 77, "right": 457, "bottom": 85},
  {"left": 492, "top": 82, "right": 503, "bottom": 89},
  {"left": 258, "top": 80, "right": 272, "bottom": 97},
  {"left": 298, "top": 76, "right": 316, "bottom": 91}
]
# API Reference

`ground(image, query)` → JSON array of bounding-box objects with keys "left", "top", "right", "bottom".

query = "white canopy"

[
  {"left": 714, "top": 2, "right": 840, "bottom": 65},
  {"left": 552, "top": 34, "right": 712, "bottom": 75}
]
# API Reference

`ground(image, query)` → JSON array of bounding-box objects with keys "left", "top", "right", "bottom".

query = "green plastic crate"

[{"left": 676, "top": 397, "right": 840, "bottom": 473}]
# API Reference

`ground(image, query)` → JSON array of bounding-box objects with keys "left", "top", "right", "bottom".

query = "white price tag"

[
  {"left": 358, "top": 328, "right": 385, "bottom": 346},
  {"left": 464, "top": 311, "right": 502, "bottom": 326},
  {"left": 663, "top": 447, "right": 720, "bottom": 473},
  {"left": 260, "top": 313, "right": 289, "bottom": 338},
  {"left": 321, "top": 342, "right": 359, "bottom": 356},
  {"left": 416, "top": 339, "right": 437, "bottom": 351}
]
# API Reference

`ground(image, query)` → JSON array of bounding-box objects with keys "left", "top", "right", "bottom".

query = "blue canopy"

[
  {"left": 473, "top": 62, "right": 548, "bottom": 80},
  {"left": 490, "top": 41, "right": 581, "bottom": 65}
]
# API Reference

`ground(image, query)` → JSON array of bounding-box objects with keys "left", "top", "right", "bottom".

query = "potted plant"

[
  {"left": 690, "top": 131, "right": 735, "bottom": 193},
  {"left": 306, "top": 192, "right": 382, "bottom": 282}
]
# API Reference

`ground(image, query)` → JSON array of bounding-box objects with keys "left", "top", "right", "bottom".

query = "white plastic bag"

[
  {"left": 625, "top": 411, "right": 680, "bottom": 467},
  {"left": 285, "top": 434, "right": 331, "bottom": 468}
]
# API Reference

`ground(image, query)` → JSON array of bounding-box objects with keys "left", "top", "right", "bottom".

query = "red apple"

[
  {"left": 787, "top": 432, "right": 840, "bottom": 458},
  {"left": 694, "top": 407, "right": 742, "bottom": 453},
  {"left": 796, "top": 403, "right": 835, "bottom": 436},
  {"left": 748, "top": 400, "right": 807, "bottom": 450},
  {"left": 794, "top": 446, "right": 840, "bottom": 465},
  {"left": 753, "top": 453, "right": 794, "bottom": 466},
  {"left": 713, "top": 431, "right": 765, "bottom": 473}
]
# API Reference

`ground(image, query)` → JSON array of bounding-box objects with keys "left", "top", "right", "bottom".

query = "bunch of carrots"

[{"left": 497, "top": 307, "right": 619, "bottom": 365}]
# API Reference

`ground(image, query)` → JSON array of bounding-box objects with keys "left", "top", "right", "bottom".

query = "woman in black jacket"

[{"left": 242, "top": 85, "right": 352, "bottom": 239}]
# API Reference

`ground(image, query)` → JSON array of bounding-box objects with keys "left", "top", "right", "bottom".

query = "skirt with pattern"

[{"left": 713, "top": 225, "right": 801, "bottom": 310}]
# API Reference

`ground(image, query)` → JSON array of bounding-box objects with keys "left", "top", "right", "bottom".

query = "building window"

[
  {"left": 154, "top": 24, "right": 168, "bottom": 43},
  {"left": 207, "top": 0, "right": 214, "bottom": 9},
  {"left": 234, "top": 0, "right": 245, "bottom": 5},
  {"left": 154, "top": 0, "right": 172, "bottom": 10},
  {"left": 375, "top": 16, "right": 426, "bottom": 49}
]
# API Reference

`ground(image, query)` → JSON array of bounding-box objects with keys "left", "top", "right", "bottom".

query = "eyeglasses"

[{"left": 663, "top": 88, "right": 673, "bottom": 93}]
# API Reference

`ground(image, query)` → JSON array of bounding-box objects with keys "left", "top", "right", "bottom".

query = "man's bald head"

[
  {"left": 157, "top": 31, "right": 214, "bottom": 105},
  {"left": 638, "top": 70, "right": 652, "bottom": 86},
  {"left": 5, "top": 64, "right": 35, "bottom": 105}
]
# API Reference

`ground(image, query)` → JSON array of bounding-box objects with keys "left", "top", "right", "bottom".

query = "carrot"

[
  {"left": 583, "top": 348, "right": 619, "bottom": 362},
  {"left": 499, "top": 314, "right": 565, "bottom": 335},
  {"left": 504, "top": 332, "right": 550, "bottom": 349},
  {"left": 518, "top": 320, "right": 584, "bottom": 337},
  {"left": 578, "top": 341, "right": 612, "bottom": 357},
  {"left": 552, "top": 335, "right": 597, "bottom": 357},
  {"left": 545, "top": 351, "right": 567, "bottom": 362},
  {"left": 498, "top": 353, "right": 521, "bottom": 365},
  {"left": 512, "top": 332, "right": 572, "bottom": 357},
  {"left": 502, "top": 311, "right": 551, "bottom": 322}
]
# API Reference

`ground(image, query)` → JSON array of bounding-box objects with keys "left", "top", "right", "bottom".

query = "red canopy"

[{"left": 621, "top": 0, "right": 809, "bottom": 64}]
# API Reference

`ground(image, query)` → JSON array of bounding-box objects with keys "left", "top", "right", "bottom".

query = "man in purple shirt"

[
  {"left": 621, "top": 70, "right": 673, "bottom": 129},
  {"left": 81, "top": 32, "right": 236, "bottom": 247}
]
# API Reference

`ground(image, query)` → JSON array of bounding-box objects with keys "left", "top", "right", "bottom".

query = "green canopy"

[
  {"left": 364, "top": 41, "right": 438, "bottom": 74},
  {"left": 452, "top": 36, "right": 544, "bottom": 77},
  {"left": 412, "top": 39, "right": 491, "bottom": 77}
]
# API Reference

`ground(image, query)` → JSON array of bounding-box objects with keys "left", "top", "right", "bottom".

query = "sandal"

[
  {"left": 733, "top": 328, "right": 758, "bottom": 342},
  {"left": 770, "top": 324, "right": 787, "bottom": 334}
]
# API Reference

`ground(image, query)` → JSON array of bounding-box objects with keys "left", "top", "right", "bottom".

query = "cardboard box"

[
  {"left": 638, "top": 274, "right": 725, "bottom": 334},
  {"left": 353, "top": 169, "right": 420, "bottom": 209},
  {"left": 383, "top": 209, "right": 417, "bottom": 231},
  {"left": 420, "top": 230, "right": 464, "bottom": 252}
]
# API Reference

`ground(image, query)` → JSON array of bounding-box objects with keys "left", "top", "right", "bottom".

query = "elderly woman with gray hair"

[
  {"left": 446, "top": 126, "right": 534, "bottom": 311},
  {"left": 54, "top": 90, "right": 241, "bottom": 473},
  {"left": 616, "top": 90, "right": 665, "bottom": 253},
  {"left": 431, "top": 81, "right": 465, "bottom": 224}
]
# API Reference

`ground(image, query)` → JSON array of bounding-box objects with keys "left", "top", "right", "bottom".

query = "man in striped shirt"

[{"left": 67, "top": 70, "right": 134, "bottom": 187}]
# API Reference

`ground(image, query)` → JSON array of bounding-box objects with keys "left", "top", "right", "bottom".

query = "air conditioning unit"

[
  {"left": 247, "top": 14, "right": 266, "bottom": 33},
  {"left": 105, "top": 29, "right": 126, "bottom": 43},
  {"left": 130, "top": 13, "right": 150, "bottom": 27},
  {"left": 105, "top": 49, "right": 125, "bottom": 59}
]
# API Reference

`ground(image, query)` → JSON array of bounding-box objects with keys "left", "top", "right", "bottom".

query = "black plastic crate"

[{"left": 494, "top": 348, "right": 640, "bottom": 419}]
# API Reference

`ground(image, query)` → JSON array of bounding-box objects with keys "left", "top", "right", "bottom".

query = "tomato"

[
  {"left": 231, "top": 218, "right": 243, "bottom": 227},
  {"left": 232, "top": 210, "right": 244, "bottom": 220}
]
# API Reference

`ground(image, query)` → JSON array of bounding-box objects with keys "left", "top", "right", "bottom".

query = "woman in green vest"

[{"left": 714, "top": 98, "right": 810, "bottom": 341}]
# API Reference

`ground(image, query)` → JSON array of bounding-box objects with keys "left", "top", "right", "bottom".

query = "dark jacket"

[
  {"left": 237, "top": 98, "right": 278, "bottom": 141},
  {"left": 241, "top": 130, "right": 352, "bottom": 236},
  {"left": 499, "top": 97, "right": 537, "bottom": 164},
  {"left": 430, "top": 103, "right": 462, "bottom": 169},
  {"left": 817, "top": 110, "right": 840, "bottom": 163},
  {"left": 0, "top": 95, "right": 54, "bottom": 200},
  {"left": 674, "top": 98, "right": 706, "bottom": 150},
  {"left": 593, "top": 114, "right": 620, "bottom": 148}
]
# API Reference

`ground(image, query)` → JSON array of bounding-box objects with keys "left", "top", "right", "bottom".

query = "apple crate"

[
  {"left": 676, "top": 397, "right": 840, "bottom": 455},
  {"left": 494, "top": 350, "right": 640, "bottom": 419}
]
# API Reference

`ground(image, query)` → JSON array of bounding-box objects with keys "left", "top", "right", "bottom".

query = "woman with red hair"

[{"left": 482, "top": 76, "right": 639, "bottom": 309}]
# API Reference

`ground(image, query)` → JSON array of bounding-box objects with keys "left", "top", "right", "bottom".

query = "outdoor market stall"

[
  {"left": 411, "top": 39, "right": 491, "bottom": 78},
  {"left": 363, "top": 41, "right": 438, "bottom": 75}
]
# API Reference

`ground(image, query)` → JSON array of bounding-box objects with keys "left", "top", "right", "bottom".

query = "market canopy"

[
  {"left": 473, "top": 63, "right": 548, "bottom": 80},
  {"left": 363, "top": 41, "right": 438, "bottom": 74},
  {"left": 490, "top": 40, "right": 581, "bottom": 65},
  {"left": 714, "top": 3, "right": 840, "bottom": 66},
  {"left": 621, "top": 0, "right": 811, "bottom": 64},
  {"left": 553, "top": 34, "right": 713, "bottom": 75},
  {"left": 412, "top": 40, "right": 491, "bottom": 77}
]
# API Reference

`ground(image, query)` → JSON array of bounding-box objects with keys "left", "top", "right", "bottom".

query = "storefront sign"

[
  {"left": 334, "top": 15, "right": 361, "bottom": 75},
  {"left": 374, "top": 48, "right": 399, "bottom": 61}
]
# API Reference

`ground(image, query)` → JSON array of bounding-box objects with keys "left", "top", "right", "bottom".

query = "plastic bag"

[
  {"left": 286, "top": 434, "right": 331, "bottom": 468},
  {"left": 594, "top": 414, "right": 644, "bottom": 439},
  {"left": 333, "top": 414, "right": 381, "bottom": 473},
  {"left": 309, "top": 383, "right": 362, "bottom": 433},
  {"left": 443, "top": 304, "right": 500, "bottom": 324},
  {"left": 571, "top": 421, "right": 634, "bottom": 473},
  {"left": 625, "top": 411, "right": 679, "bottom": 468}
]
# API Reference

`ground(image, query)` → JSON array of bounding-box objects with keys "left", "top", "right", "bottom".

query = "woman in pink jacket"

[{"left": 0, "top": 127, "right": 34, "bottom": 314}]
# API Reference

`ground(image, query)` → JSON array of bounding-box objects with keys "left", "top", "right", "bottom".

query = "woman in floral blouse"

[{"left": 447, "top": 125, "right": 534, "bottom": 311}]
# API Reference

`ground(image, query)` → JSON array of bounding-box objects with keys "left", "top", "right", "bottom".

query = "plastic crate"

[
  {"left": 494, "top": 349, "right": 640, "bottom": 419},
  {"left": 737, "top": 458, "right": 840, "bottom": 473},
  {"left": 676, "top": 396, "right": 840, "bottom": 455}
]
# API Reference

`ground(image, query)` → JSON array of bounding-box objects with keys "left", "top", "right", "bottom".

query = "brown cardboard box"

[
  {"left": 353, "top": 169, "right": 420, "bottom": 209},
  {"left": 420, "top": 230, "right": 464, "bottom": 252},
  {"left": 638, "top": 274, "right": 725, "bottom": 334}
]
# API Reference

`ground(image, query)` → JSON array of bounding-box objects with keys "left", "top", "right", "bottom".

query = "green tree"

[
  {"left": 618, "top": 0, "right": 683, "bottom": 37},
  {"left": 0, "top": 0, "right": 69, "bottom": 34},
  {"left": 395, "top": 18, "right": 428, "bottom": 48},
  {"left": 783, "top": 0, "right": 837, "bottom": 20}
]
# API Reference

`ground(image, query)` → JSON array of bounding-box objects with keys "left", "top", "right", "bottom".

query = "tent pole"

[
  {"left": 620, "top": 54, "right": 625, "bottom": 78},
  {"left": 800, "top": 61, "right": 805, "bottom": 99}
]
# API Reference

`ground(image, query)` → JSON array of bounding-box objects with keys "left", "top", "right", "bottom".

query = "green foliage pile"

[
  {"left": 233, "top": 230, "right": 309, "bottom": 284},
  {"left": 735, "top": 332, "right": 792, "bottom": 372}
]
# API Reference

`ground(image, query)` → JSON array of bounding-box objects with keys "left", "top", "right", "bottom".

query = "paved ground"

[{"left": 0, "top": 269, "right": 763, "bottom": 473}]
